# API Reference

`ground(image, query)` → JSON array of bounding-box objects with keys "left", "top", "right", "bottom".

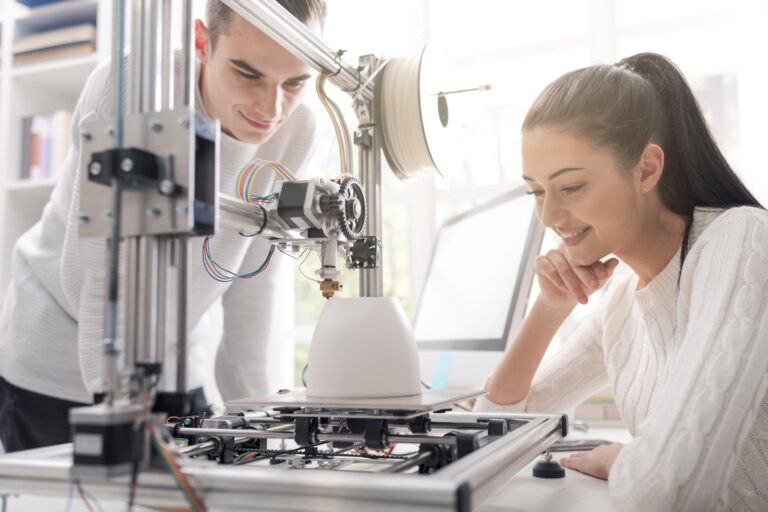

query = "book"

[
  {"left": 13, "top": 41, "right": 96, "bottom": 66},
  {"left": 19, "top": 110, "right": 73, "bottom": 181},
  {"left": 12, "top": 23, "right": 96, "bottom": 55},
  {"left": 17, "top": 0, "right": 69, "bottom": 7},
  {"left": 20, "top": 117, "right": 33, "bottom": 180}
]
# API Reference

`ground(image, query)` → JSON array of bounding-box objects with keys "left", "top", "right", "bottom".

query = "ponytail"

[{"left": 617, "top": 53, "right": 763, "bottom": 263}]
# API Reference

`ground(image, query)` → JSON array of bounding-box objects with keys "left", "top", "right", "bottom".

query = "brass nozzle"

[{"left": 320, "top": 279, "right": 343, "bottom": 299}]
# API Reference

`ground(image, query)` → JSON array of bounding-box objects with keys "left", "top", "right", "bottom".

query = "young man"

[{"left": 0, "top": 0, "right": 327, "bottom": 453}]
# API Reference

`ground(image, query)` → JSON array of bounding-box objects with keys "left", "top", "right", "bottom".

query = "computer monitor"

[{"left": 413, "top": 186, "right": 544, "bottom": 352}]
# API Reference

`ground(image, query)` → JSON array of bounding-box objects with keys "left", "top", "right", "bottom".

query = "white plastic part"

[{"left": 306, "top": 297, "right": 422, "bottom": 398}]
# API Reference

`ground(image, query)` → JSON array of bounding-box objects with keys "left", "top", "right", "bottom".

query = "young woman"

[{"left": 476, "top": 53, "right": 768, "bottom": 511}]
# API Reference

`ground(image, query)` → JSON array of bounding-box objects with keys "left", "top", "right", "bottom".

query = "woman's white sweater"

[{"left": 476, "top": 207, "right": 768, "bottom": 511}]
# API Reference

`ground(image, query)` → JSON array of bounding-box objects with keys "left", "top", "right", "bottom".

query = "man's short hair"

[{"left": 206, "top": 0, "right": 327, "bottom": 49}]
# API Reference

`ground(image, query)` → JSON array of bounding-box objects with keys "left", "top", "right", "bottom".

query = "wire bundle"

[
  {"left": 148, "top": 422, "right": 207, "bottom": 512},
  {"left": 201, "top": 235, "right": 275, "bottom": 283},
  {"left": 235, "top": 159, "right": 296, "bottom": 204},
  {"left": 316, "top": 73, "right": 353, "bottom": 176}
]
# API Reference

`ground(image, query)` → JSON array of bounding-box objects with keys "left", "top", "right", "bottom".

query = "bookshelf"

[{"left": 0, "top": 0, "right": 112, "bottom": 297}]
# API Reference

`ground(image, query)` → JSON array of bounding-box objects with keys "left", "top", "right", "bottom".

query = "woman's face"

[{"left": 521, "top": 128, "right": 641, "bottom": 266}]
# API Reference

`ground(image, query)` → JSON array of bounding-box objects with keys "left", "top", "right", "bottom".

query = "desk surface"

[{"left": 479, "top": 427, "right": 631, "bottom": 512}]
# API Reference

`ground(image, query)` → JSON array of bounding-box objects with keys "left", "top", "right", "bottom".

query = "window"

[{"left": 286, "top": 0, "right": 768, "bottom": 389}]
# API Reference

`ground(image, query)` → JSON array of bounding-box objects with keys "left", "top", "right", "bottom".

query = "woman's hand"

[
  {"left": 535, "top": 247, "right": 619, "bottom": 309},
  {"left": 560, "top": 442, "right": 624, "bottom": 480}
]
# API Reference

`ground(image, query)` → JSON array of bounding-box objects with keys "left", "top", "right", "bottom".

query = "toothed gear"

[
  {"left": 336, "top": 176, "right": 367, "bottom": 241},
  {"left": 320, "top": 193, "right": 343, "bottom": 213}
]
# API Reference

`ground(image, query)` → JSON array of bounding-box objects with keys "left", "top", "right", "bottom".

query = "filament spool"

[{"left": 377, "top": 44, "right": 463, "bottom": 181}]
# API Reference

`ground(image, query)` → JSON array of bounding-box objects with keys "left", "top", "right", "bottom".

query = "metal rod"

[
  {"left": 155, "top": 238, "right": 168, "bottom": 366},
  {"left": 221, "top": 0, "right": 372, "bottom": 101},
  {"left": 382, "top": 450, "right": 432, "bottom": 474},
  {"left": 137, "top": 237, "right": 157, "bottom": 364},
  {"left": 174, "top": 427, "right": 459, "bottom": 446},
  {"left": 130, "top": 0, "right": 144, "bottom": 114},
  {"left": 178, "top": 436, "right": 250, "bottom": 457},
  {"left": 181, "top": 0, "right": 194, "bottom": 107},
  {"left": 160, "top": 0, "right": 173, "bottom": 111},
  {"left": 177, "top": 427, "right": 293, "bottom": 440},
  {"left": 433, "top": 84, "right": 492, "bottom": 97},
  {"left": 430, "top": 422, "right": 491, "bottom": 430},
  {"left": 218, "top": 194, "right": 299, "bottom": 240},
  {"left": 357, "top": 56, "right": 382, "bottom": 297},
  {"left": 177, "top": 440, "right": 218, "bottom": 457},
  {"left": 103, "top": 0, "right": 127, "bottom": 404},
  {"left": 123, "top": 237, "right": 140, "bottom": 372},
  {"left": 142, "top": 0, "right": 157, "bottom": 112},
  {"left": 112, "top": 0, "right": 126, "bottom": 144},
  {"left": 318, "top": 434, "right": 362, "bottom": 444},
  {"left": 388, "top": 435, "right": 455, "bottom": 446},
  {"left": 175, "top": 238, "right": 189, "bottom": 392}
]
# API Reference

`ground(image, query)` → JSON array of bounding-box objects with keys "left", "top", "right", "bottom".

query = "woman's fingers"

[
  {"left": 535, "top": 256, "right": 570, "bottom": 294},
  {"left": 537, "top": 249, "right": 620, "bottom": 306},
  {"left": 548, "top": 251, "right": 590, "bottom": 303},
  {"left": 586, "top": 257, "right": 619, "bottom": 284}
]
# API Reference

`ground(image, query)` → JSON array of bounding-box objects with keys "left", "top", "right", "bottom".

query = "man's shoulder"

[{"left": 72, "top": 58, "right": 117, "bottom": 124}]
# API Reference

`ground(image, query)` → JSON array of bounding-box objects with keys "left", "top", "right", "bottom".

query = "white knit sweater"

[
  {"left": 0, "top": 57, "right": 319, "bottom": 403},
  {"left": 475, "top": 207, "right": 768, "bottom": 511}
]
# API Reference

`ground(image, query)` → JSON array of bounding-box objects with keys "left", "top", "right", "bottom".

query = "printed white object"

[{"left": 306, "top": 297, "right": 422, "bottom": 398}]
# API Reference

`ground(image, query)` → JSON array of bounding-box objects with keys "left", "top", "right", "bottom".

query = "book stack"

[
  {"left": 574, "top": 392, "right": 624, "bottom": 427},
  {"left": 13, "top": 23, "right": 96, "bottom": 66},
  {"left": 19, "top": 110, "right": 73, "bottom": 181}
]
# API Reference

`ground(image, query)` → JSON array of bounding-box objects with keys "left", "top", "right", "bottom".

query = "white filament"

[{"left": 379, "top": 56, "right": 438, "bottom": 181}]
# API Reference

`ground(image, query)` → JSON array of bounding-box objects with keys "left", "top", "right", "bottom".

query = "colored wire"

[
  {"left": 235, "top": 159, "right": 295, "bottom": 204},
  {"left": 148, "top": 422, "right": 207, "bottom": 512},
  {"left": 297, "top": 249, "right": 322, "bottom": 284},
  {"left": 201, "top": 236, "right": 275, "bottom": 283},
  {"left": 75, "top": 481, "right": 98, "bottom": 512},
  {"left": 316, "top": 73, "right": 353, "bottom": 176},
  {"left": 276, "top": 245, "right": 306, "bottom": 261},
  {"left": 137, "top": 505, "right": 192, "bottom": 512}
]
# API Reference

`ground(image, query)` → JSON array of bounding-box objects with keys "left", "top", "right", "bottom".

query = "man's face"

[{"left": 196, "top": 15, "right": 318, "bottom": 144}]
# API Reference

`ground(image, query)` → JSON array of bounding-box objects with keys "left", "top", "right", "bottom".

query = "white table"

[{"left": 479, "top": 427, "right": 631, "bottom": 512}]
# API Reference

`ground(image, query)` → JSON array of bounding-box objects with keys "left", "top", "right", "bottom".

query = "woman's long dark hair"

[{"left": 523, "top": 52, "right": 762, "bottom": 267}]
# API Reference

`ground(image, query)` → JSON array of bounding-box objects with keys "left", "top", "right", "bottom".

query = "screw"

[
  {"left": 120, "top": 158, "right": 134, "bottom": 172},
  {"left": 146, "top": 208, "right": 162, "bottom": 218},
  {"left": 107, "top": 127, "right": 115, "bottom": 137},
  {"left": 176, "top": 205, "right": 189, "bottom": 216},
  {"left": 150, "top": 120, "right": 163, "bottom": 132},
  {"left": 80, "top": 132, "right": 92, "bottom": 142},
  {"left": 159, "top": 180, "right": 175, "bottom": 195},
  {"left": 78, "top": 214, "right": 90, "bottom": 224},
  {"left": 104, "top": 210, "right": 113, "bottom": 220},
  {"left": 178, "top": 118, "right": 190, "bottom": 128},
  {"left": 89, "top": 162, "right": 103, "bottom": 176}
]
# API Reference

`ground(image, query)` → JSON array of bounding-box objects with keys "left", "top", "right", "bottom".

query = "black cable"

[{"left": 257, "top": 204, "right": 268, "bottom": 235}]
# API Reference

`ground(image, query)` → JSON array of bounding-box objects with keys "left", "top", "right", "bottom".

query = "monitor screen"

[{"left": 413, "top": 187, "right": 543, "bottom": 351}]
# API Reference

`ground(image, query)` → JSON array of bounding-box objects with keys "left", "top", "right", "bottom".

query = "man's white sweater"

[
  {"left": 476, "top": 207, "right": 768, "bottom": 511},
  {"left": 0, "top": 57, "right": 319, "bottom": 404}
]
